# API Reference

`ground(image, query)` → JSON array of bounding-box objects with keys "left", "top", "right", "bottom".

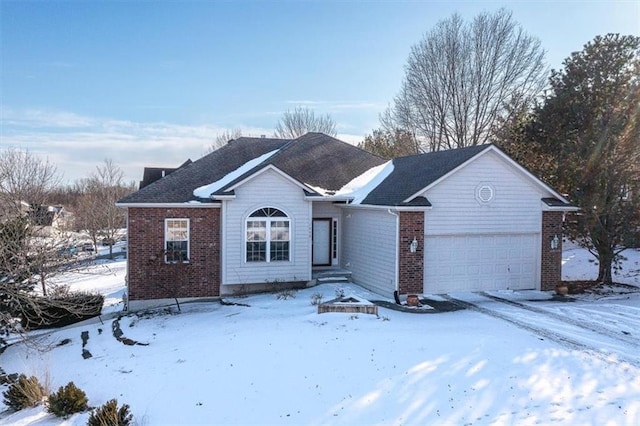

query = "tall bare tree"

[
  {"left": 208, "top": 128, "right": 243, "bottom": 153},
  {"left": 0, "top": 148, "right": 67, "bottom": 296},
  {"left": 274, "top": 106, "right": 337, "bottom": 139},
  {"left": 74, "top": 159, "right": 134, "bottom": 259},
  {"left": 385, "top": 9, "right": 546, "bottom": 151},
  {"left": 0, "top": 148, "right": 60, "bottom": 218},
  {"left": 0, "top": 150, "right": 102, "bottom": 346}
]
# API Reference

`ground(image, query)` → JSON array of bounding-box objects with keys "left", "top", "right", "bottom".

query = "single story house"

[{"left": 117, "top": 132, "right": 577, "bottom": 310}]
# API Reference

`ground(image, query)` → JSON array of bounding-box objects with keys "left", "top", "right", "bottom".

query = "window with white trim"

[
  {"left": 165, "top": 218, "right": 189, "bottom": 263},
  {"left": 246, "top": 207, "right": 290, "bottom": 262}
]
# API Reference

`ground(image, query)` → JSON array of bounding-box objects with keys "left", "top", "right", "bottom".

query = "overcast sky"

[{"left": 1, "top": 0, "right": 638, "bottom": 184}]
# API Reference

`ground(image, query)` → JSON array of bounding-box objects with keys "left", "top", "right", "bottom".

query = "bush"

[
  {"left": 47, "top": 381, "right": 88, "bottom": 418},
  {"left": 21, "top": 293, "right": 104, "bottom": 329},
  {"left": 310, "top": 292, "right": 323, "bottom": 306},
  {"left": 87, "top": 399, "right": 133, "bottom": 426},
  {"left": 2, "top": 374, "right": 46, "bottom": 410}
]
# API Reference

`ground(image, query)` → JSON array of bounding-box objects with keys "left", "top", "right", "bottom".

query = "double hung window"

[{"left": 165, "top": 219, "right": 189, "bottom": 262}]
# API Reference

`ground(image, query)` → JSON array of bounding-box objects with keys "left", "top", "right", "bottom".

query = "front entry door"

[{"left": 312, "top": 219, "right": 331, "bottom": 266}]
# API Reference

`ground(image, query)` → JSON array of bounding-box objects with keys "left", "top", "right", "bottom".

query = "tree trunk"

[{"left": 596, "top": 248, "right": 614, "bottom": 284}]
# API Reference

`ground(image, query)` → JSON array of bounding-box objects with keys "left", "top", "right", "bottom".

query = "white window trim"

[
  {"left": 244, "top": 208, "right": 291, "bottom": 263},
  {"left": 164, "top": 218, "right": 190, "bottom": 263}
]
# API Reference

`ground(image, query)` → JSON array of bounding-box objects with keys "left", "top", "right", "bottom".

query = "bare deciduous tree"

[
  {"left": 208, "top": 128, "right": 243, "bottom": 153},
  {"left": 74, "top": 159, "right": 134, "bottom": 259},
  {"left": 0, "top": 148, "right": 60, "bottom": 218},
  {"left": 385, "top": 9, "right": 546, "bottom": 151},
  {"left": 274, "top": 106, "right": 337, "bottom": 139},
  {"left": 0, "top": 149, "right": 102, "bottom": 346}
]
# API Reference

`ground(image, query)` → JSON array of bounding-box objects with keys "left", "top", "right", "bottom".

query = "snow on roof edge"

[
  {"left": 336, "top": 161, "right": 394, "bottom": 205},
  {"left": 193, "top": 149, "right": 280, "bottom": 198}
]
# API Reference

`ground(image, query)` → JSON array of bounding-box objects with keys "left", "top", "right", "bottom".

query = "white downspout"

[{"left": 387, "top": 209, "right": 400, "bottom": 293}]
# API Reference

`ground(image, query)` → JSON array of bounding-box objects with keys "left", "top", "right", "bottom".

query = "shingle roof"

[
  {"left": 139, "top": 159, "right": 192, "bottom": 189},
  {"left": 362, "top": 144, "right": 491, "bottom": 206},
  {"left": 216, "top": 132, "right": 386, "bottom": 194},
  {"left": 119, "top": 137, "right": 290, "bottom": 204},
  {"left": 118, "top": 133, "right": 384, "bottom": 204}
]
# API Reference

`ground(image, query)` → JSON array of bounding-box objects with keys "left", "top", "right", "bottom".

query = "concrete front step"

[{"left": 312, "top": 268, "right": 352, "bottom": 283}]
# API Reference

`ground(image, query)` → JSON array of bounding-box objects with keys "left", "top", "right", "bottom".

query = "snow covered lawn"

[{"left": 1, "top": 248, "right": 639, "bottom": 425}]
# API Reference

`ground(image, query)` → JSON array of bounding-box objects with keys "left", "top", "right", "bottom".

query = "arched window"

[{"left": 246, "top": 208, "right": 290, "bottom": 262}]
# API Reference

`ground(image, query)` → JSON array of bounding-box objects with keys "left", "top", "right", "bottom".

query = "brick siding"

[
  {"left": 127, "top": 207, "right": 221, "bottom": 301},
  {"left": 541, "top": 211, "right": 563, "bottom": 291},
  {"left": 398, "top": 211, "right": 425, "bottom": 295}
]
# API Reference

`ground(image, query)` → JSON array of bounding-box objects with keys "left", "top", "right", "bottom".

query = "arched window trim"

[{"left": 245, "top": 207, "right": 291, "bottom": 263}]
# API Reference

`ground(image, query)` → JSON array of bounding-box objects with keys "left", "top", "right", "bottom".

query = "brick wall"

[
  {"left": 127, "top": 207, "right": 221, "bottom": 301},
  {"left": 398, "top": 211, "right": 424, "bottom": 295},
  {"left": 541, "top": 211, "right": 563, "bottom": 291}
]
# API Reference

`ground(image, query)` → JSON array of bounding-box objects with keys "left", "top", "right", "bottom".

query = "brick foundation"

[
  {"left": 541, "top": 211, "right": 563, "bottom": 291},
  {"left": 127, "top": 207, "right": 221, "bottom": 301},
  {"left": 398, "top": 211, "right": 425, "bottom": 295}
]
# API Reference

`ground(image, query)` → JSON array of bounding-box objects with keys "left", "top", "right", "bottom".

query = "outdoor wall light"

[
  {"left": 409, "top": 237, "right": 418, "bottom": 253},
  {"left": 550, "top": 234, "right": 559, "bottom": 250}
]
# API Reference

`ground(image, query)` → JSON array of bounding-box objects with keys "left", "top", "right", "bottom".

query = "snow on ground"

[
  {"left": 562, "top": 240, "right": 640, "bottom": 287},
  {"left": 1, "top": 248, "right": 639, "bottom": 425}
]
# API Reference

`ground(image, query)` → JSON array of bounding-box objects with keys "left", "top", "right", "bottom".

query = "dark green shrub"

[
  {"left": 2, "top": 374, "right": 46, "bottom": 410},
  {"left": 46, "top": 381, "right": 88, "bottom": 417},
  {"left": 87, "top": 399, "right": 133, "bottom": 426}
]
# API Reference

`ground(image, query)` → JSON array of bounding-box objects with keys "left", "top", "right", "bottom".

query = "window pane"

[
  {"left": 246, "top": 242, "right": 266, "bottom": 262},
  {"left": 166, "top": 241, "right": 188, "bottom": 262},
  {"left": 270, "top": 221, "right": 289, "bottom": 241},
  {"left": 167, "top": 219, "right": 188, "bottom": 241},
  {"left": 270, "top": 241, "right": 289, "bottom": 261},
  {"left": 247, "top": 221, "right": 266, "bottom": 241}
]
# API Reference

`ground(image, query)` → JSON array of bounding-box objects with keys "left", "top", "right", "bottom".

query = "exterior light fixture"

[
  {"left": 409, "top": 237, "right": 418, "bottom": 253},
  {"left": 550, "top": 234, "right": 559, "bottom": 250}
]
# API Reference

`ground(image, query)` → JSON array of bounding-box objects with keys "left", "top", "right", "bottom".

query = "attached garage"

[{"left": 424, "top": 233, "right": 539, "bottom": 293}]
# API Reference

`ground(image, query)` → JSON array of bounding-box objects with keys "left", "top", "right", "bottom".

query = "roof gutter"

[{"left": 115, "top": 202, "right": 222, "bottom": 208}]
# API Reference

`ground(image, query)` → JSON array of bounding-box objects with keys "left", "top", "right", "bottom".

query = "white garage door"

[{"left": 424, "top": 233, "right": 539, "bottom": 293}]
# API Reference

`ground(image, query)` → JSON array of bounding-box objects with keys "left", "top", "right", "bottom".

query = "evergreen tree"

[{"left": 536, "top": 34, "right": 640, "bottom": 283}]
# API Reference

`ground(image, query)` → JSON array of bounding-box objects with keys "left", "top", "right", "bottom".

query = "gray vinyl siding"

[
  {"left": 312, "top": 201, "right": 342, "bottom": 218},
  {"left": 222, "top": 169, "right": 311, "bottom": 285},
  {"left": 423, "top": 150, "right": 548, "bottom": 236},
  {"left": 341, "top": 208, "right": 397, "bottom": 297}
]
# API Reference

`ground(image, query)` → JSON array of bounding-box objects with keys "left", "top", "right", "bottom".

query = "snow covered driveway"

[{"left": 444, "top": 291, "right": 640, "bottom": 368}]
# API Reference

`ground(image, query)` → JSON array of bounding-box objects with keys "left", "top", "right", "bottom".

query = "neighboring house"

[
  {"left": 139, "top": 159, "right": 192, "bottom": 189},
  {"left": 117, "top": 132, "right": 577, "bottom": 310}
]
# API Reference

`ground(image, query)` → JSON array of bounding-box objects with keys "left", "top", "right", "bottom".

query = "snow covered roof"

[{"left": 118, "top": 135, "right": 573, "bottom": 210}]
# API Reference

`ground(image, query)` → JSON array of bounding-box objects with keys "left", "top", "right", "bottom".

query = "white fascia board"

[
  {"left": 115, "top": 203, "right": 221, "bottom": 208},
  {"left": 542, "top": 204, "right": 580, "bottom": 212},
  {"left": 339, "top": 203, "right": 431, "bottom": 211},
  {"left": 304, "top": 194, "right": 354, "bottom": 202},
  {"left": 226, "top": 164, "right": 317, "bottom": 193}
]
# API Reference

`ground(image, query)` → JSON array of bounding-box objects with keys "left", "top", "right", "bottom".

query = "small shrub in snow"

[
  {"left": 47, "top": 381, "right": 88, "bottom": 418},
  {"left": 87, "top": 399, "right": 133, "bottom": 426},
  {"left": 334, "top": 287, "right": 345, "bottom": 298},
  {"left": 2, "top": 374, "right": 46, "bottom": 410},
  {"left": 310, "top": 292, "right": 323, "bottom": 305},
  {"left": 276, "top": 289, "right": 296, "bottom": 300}
]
